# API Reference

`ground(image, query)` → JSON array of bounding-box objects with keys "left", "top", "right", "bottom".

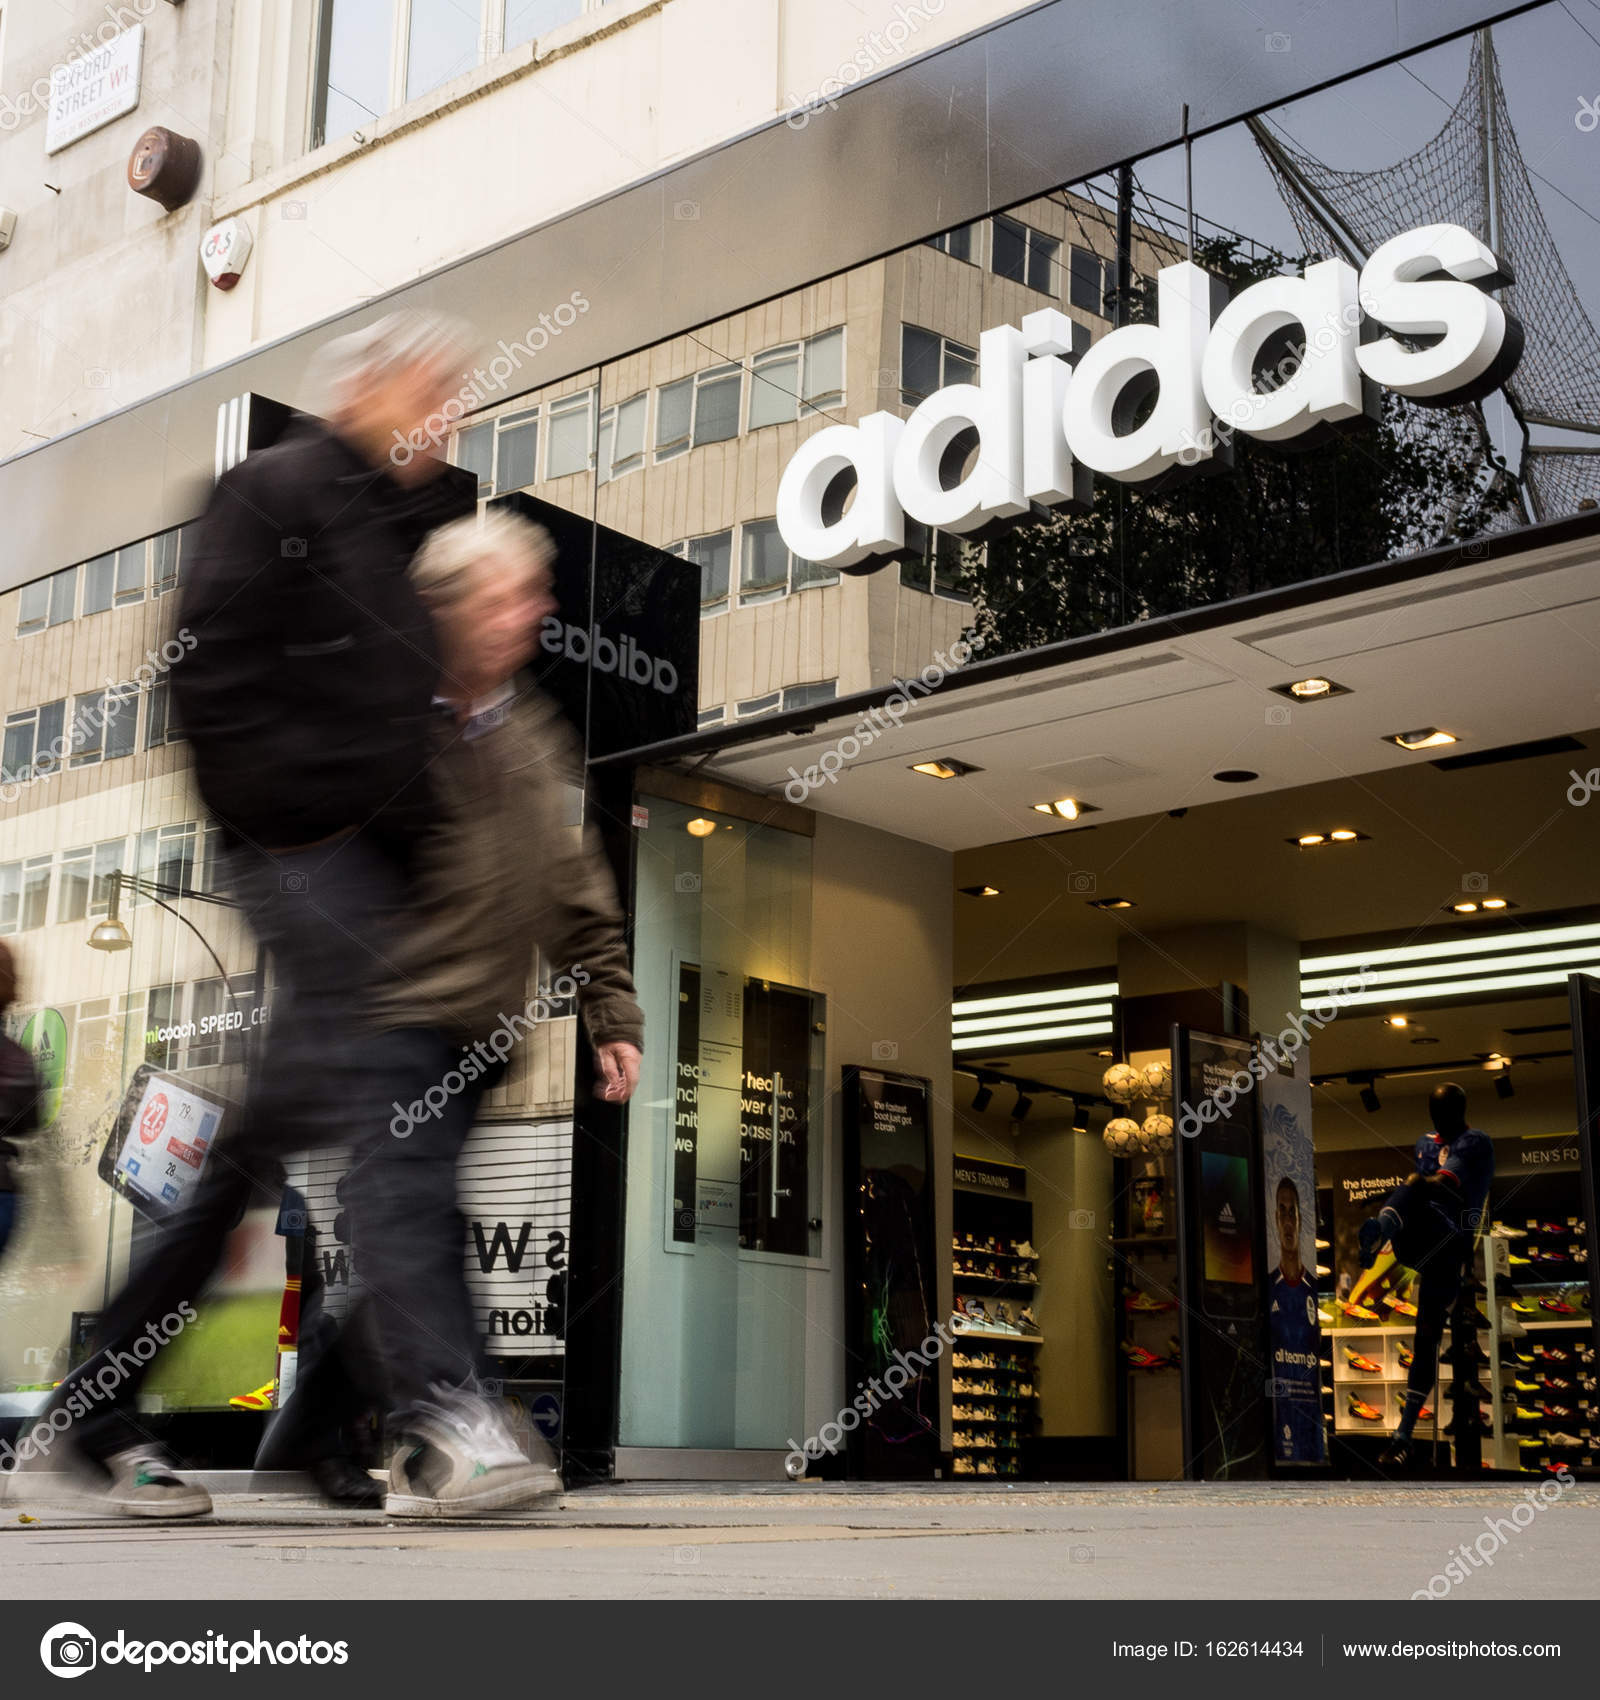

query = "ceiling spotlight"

[
  {"left": 686, "top": 817, "right": 717, "bottom": 838},
  {"left": 1385, "top": 1015, "right": 1409, "bottom": 1029},
  {"left": 1481, "top": 897, "right": 1508, "bottom": 910},
  {"left": 1273, "top": 677, "right": 1350, "bottom": 701},
  {"left": 1297, "top": 833, "right": 1326, "bottom": 848},
  {"left": 971, "top": 1080, "right": 994, "bottom": 1112},
  {"left": 1359, "top": 1082, "right": 1381, "bottom": 1113},
  {"left": 1290, "top": 828, "right": 1368, "bottom": 847},
  {"left": 912, "top": 757, "right": 980, "bottom": 779},
  {"left": 1388, "top": 728, "right": 1458, "bottom": 752},
  {"left": 1495, "top": 1071, "right": 1515, "bottom": 1101},
  {"left": 958, "top": 884, "right": 1002, "bottom": 898},
  {"left": 1329, "top": 828, "right": 1359, "bottom": 842},
  {"left": 1094, "top": 1047, "right": 1115, "bottom": 1059},
  {"left": 1072, "top": 1098, "right": 1090, "bottom": 1135},
  {"left": 1445, "top": 896, "right": 1517, "bottom": 915},
  {"left": 1482, "top": 1053, "right": 1510, "bottom": 1071},
  {"left": 1089, "top": 897, "right": 1136, "bottom": 910},
  {"left": 1453, "top": 901, "right": 1479, "bottom": 913},
  {"left": 1032, "top": 797, "right": 1098, "bottom": 820},
  {"left": 1012, "top": 1090, "right": 1033, "bottom": 1122}
]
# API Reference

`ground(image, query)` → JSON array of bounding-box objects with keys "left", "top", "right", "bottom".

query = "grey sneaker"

[
  {"left": 385, "top": 1389, "right": 561, "bottom": 1518},
  {"left": 102, "top": 1445, "right": 213, "bottom": 1518}
]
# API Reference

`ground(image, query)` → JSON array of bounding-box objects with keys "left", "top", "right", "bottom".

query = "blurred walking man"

[
  {"left": 32, "top": 314, "right": 475, "bottom": 1516},
  {"left": 344, "top": 510, "right": 643, "bottom": 1515}
]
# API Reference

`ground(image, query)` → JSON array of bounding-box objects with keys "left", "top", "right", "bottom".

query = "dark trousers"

[
  {"left": 1380, "top": 1185, "right": 1473, "bottom": 1404},
  {"left": 340, "top": 1028, "right": 503, "bottom": 1425},
  {"left": 0, "top": 1191, "right": 16, "bottom": 1262},
  {"left": 45, "top": 836, "right": 406, "bottom": 1464}
]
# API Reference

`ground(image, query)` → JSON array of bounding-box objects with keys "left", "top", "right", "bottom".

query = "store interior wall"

[{"left": 810, "top": 812, "right": 955, "bottom": 1455}]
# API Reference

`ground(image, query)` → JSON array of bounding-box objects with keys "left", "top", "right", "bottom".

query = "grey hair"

[
  {"left": 307, "top": 310, "right": 474, "bottom": 415},
  {"left": 411, "top": 511, "right": 557, "bottom": 605}
]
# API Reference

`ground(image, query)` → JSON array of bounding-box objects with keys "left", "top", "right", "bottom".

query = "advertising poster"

[
  {"left": 21, "top": 1007, "right": 67, "bottom": 1129},
  {"left": 737, "top": 980, "right": 813, "bottom": 1255},
  {"left": 841, "top": 1066, "right": 939, "bottom": 1479},
  {"left": 99, "top": 1065, "right": 226, "bottom": 1220},
  {"left": 1259, "top": 1053, "right": 1327, "bottom": 1466},
  {"left": 1174, "top": 1028, "right": 1269, "bottom": 1481}
]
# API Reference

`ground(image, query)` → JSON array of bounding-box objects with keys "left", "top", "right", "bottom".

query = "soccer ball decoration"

[
  {"left": 1102, "top": 1063, "right": 1145, "bottom": 1105},
  {"left": 1142, "top": 1059, "right": 1172, "bottom": 1098},
  {"left": 1141, "top": 1111, "right": 1175, "bottom": 1152},
  {"left": 1102, "top": 1116, "right": 1143, "bottom": 1156}
]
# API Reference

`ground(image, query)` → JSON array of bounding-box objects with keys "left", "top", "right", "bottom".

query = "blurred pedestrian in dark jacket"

[{"left": 37, "top": 313, "right": 476, "bottom": 1518}]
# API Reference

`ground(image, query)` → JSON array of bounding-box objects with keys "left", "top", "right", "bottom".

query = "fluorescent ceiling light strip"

[
  {"left": 1301, "top": 943, "right": 1600, "bottom": 997},
  {"left": 952, "top": 1020, "right": 1114, "bottom": 1050},
  {"left": 1322, "top": 967, "right": 1600, "bottom": 1008},
  {"left": 952, "top": 982, "right": 1117, "bottom": 1016},
  {"left": 1302, "top": 922, "right": 1600, "bottom": 975},
  {"left": 952, "top": 1003, "right": 1114, "bottom": 1035}
]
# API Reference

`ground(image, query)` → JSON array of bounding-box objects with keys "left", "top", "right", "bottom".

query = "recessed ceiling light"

[
  {"left": 1288, "top": 829, "right": 1369, "bottom": 847},
  {"left": 1388, "top": 728, "right": 1458, "bottom": 752},
  {"left": 1444, "top": 895, "right": 1518, "bottom": 915},
  {"left": 1385, "top": 1015, "right": 1409, "bottom": 1028},
  {"left": 1273, "top": 677, "right": 1350, "bottom": 701},
  {"left": 1481, "top": 896, "right": 1508, "bottom": 910},
  {"left": 1094, "top": 1047, "right": 1115, "bottom": 1059},
  {"left": 686, "top": 818, "right": 717, "bottom": 838},
  {"left": 1297, "top": 833, "right": 1326, "bottom": 848},
  {"left": 1089, "top": 897, "right": 1136, "bottom": 910},
  {"left": 1214, "top": 769, "right": 1259, "bottom": 784},
  {"left": 1031, "top": 797, "right": 1100, "bottom": 820},
  {"left": 912, "top": 757, "right": 980, "bottom": 779},
  {"left": 958, "top": 884, "right": 1002, "bottom": 898},
  {"left": 1329, "top": 828, "right": 1359, "bottom": 842},
  {"left": 1410, "top": 1035, "right": 1439, "bottom": 1046},
  {"left": 1453, "top": 901, "right": 1479, "bottom": 914}
]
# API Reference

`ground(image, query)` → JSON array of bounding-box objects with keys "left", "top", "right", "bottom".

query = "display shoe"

[
  {"left": 1538, "top": 1221, "right": 1572, "bottom": 1237},
  {"left": 1166, "top": 1335, "right": 1183, "bottom": 1367},
  {"left": 1540, "top": 1403, "right": 1577, "bottom": 1421},
  {"left": 1489, "top": 1224, "right": 1527, "bottom": 1238},
  {"left": 1544, "top": 1430, "right": 1586, "bottom": 1448},
  {"left": 1384, "top": 1294, "right": 1420, "bottom": 1319},
  {"left": 1510, "top": 1406, "right": 1546, "bottom": 1422},
  {"left": 1511, "top": 1378, "right": 1542, "bottom": 1393},
  {"left": 1540, "top": 1296, "right": 1579, "bottom": 1316},
  {"left": 1014, "top": 1241, "right": 1038, "bottom": 1259},
  {"left": 1339, "top": 1299, "right": 1381, "bottom": 1323},
  {"left": 1511, "top": 1299, "right": 1539, "bottom": 1315},
  {"left": 1456, "top": 1380, "right": 1494, "bottom": 1403},
  {"left": 1508, "top": 1253, "right": 1534, "bottom": 1268},
  {"left": 1536, "top": 1346, "right": 1573, "bottom": 1364},
  {"left": 1315, "top": 1236, "right": 1331, "bottom": 1250},
  {"left": 1449, "top": 1340, "right": 1491, "bottom": 1368},
  {"left": 1346, "top": 1394, "right": 1384, "bottom": 1423},
  {"left": 1343, "top": 1348, "right": 1383, "bottom": 1374},
  {"left": 1125, "top": 1291, "right": 1177, "bottom": 1314},
  {"left": 1540, "top": 1375, "right": 1574, "bottom": 1392},
  {"left": 228, "top": 1380, "right": 278, "bottom": 1412},
  {"left": 1121, "top": 1343, "right": 1168, "bottom": 1371},
  {"left": 1018, "top": 1306, "right": 1041, "bottom": 1332}
]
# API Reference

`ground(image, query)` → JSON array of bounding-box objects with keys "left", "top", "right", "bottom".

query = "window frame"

[
  {"left": 544, "top": 388, "right": 595, "bottom": 480},
  {"left": 597, "top": 392, "right": 648, "bottom": 484},
  {"left": 747, "top": 327, "right": 846, "bottom": 430},
  {"left": 736, "top": 518, "right": 837, "bottom": 607}
]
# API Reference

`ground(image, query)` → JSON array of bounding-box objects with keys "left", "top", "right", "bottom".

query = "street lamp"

[{"left": 84, "top": 871, "right": 250, "bottom": 1025}]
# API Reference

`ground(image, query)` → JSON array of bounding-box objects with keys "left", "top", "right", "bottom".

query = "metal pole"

[
  {"left": 1181, "top": 104, "right": 1194, "bottom": 262},
  {"left": 1115, "top": 162, "right": 1134, "bottom": 326},
  {"left": 1245, "top": 115, "right": 1368, "bottom": 267}
]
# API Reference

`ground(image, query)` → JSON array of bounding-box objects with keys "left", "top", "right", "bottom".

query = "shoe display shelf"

[
  {"left": 951, "top": 1185, "right": 1040, "bottom": 1479},
  {"left": 1489, "top": 1209, "right": 1597, "bottom": 1478}
]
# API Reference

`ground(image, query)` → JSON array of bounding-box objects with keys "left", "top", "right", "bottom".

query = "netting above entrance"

[{"left": 1254, "top": 31, "right": 1600, "bottom": 520}]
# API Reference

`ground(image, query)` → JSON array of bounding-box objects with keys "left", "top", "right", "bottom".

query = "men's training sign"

[{"left": 776, "top": 222, "right": 1524, "bottom": 570}]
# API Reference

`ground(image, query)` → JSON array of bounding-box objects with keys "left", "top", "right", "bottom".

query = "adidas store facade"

[{"left": 4, "top": 0, "right": 1600, "bottom": 1486}]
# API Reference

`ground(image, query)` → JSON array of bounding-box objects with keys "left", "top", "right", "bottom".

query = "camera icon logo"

[
  {"left": 1069, "top": 870, "right": 1097, "bottom": 895},
  {"left": 1266, "top": 704, "right": 1291, "bottom": 726},
  {"left": 280, "top": 870, "right": 309, "bottom": 894},
  {"left": 281, "top": 538, "right": 308, "bottom": 558},
  {"left": 1265, "top": 31, "right": 1291, "bottom": 51},
  {"left": 281, "top": 200, "right": 307, "bottom": 220},
  {"left": 871, "top": 1039, "right": 899, "bottom": 1061},
  {"left": 1462, "top": 871, "right": 1489, "bottom": 894},
  {"left": 674, "top": 201, "right": 700, "bottom": 221},
  {"left": 674, "top": 872, "right": 702, "bottom": 894},
  {"left": 1069, "top": 1208, "right": 1095, "bottom": 1230},
  {"left": 40, "top": 1623, "right": 97, "bottom": 1678},
  {"left": 84, "top": 368, "right": 111, "bottom": 391}
]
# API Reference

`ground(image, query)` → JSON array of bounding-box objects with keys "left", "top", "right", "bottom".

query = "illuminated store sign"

[{"left": 777, "top": 223, "right": 1524, "bottom": 570}]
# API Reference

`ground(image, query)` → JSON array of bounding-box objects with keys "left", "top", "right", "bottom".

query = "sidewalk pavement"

[{"left": 3, "top": 1479, "right": 1598, "bottom": 1599}]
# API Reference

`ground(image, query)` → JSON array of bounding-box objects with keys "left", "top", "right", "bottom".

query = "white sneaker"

[
  {"left": 102, "top": 1445, "right": 213, "bottom": 1518},
  {"left": 385, "top": 1388, "right": 561, "bottom": 1518}
]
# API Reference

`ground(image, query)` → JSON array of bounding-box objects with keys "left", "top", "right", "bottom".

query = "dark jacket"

[
  {"left": 170, "top": 417, "right": 473, "bottom": 855},
  {"left": 0, "top": 1036, "right": 39, "bottom": 1194},
  {"left": 369, "top": 688, "right": 645, "bottom": 1052}
]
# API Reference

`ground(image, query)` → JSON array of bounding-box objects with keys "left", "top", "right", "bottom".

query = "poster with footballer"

[{"left": 99, "top": 1064, "right": 231, "bottom": 1221}]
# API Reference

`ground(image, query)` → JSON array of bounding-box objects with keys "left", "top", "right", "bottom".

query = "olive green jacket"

[{"left": 370, "top": 686, "right": 644, "bottom": 1053}]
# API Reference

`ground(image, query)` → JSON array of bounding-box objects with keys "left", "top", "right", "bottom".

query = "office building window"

[
  {"left": 2, "top": 700, "right": 66, "bottom": 784},
  {"left": 82, "top": 546, "right": 145, "bottom": 616},
  {"left": 545, "top": 390, "right": 594, "bottom": 479},
  {"left": 1070, "top": 245, "right": 1114, "bottom": 316},
  {"left": 901, "top": 519, "right": 976, "bottom": 600},
  {"left": 144, "top": 679, "right": 183, "bottom": 749},
  {"left": 991, "top": 215, "right": 1060, "bottom": 295},
  {"left": 748, "top": 327, "right": 845, "bottom": 429},
  {"left": 132, "top": 823, "right": 197, "bottom": 905},
  {"left": 454, "top": 407, "right": 541, "bottom": 496},
  {"left": 925, "top": 221, "right": 984, "bottom": 265},
  {"left": 735, "top": 692, "right": 782, "bottom": 719},
  {"left": 597, "top": 393, "right": 647, "bottom": 484},
  {"left": 311, "top": 0, "right": 393, "bottom": 145},
  {"left": 0, "top": 857, "right": 52, "bottom": 936},
  {"left": 68, "top": 688, "right": 138, "bottom": 768},
  {"left": 738, "top": 519, "right": 836, "bottom": 605},
  {"left": 675, "top": 531, "right": 733, "bottom": 616},
  {"left": 900, "top": 325, "right": 977, "bottom": 407},
  {"left": 57, "top": 842, "right": 126, "bottom": 925},
  {"left": 696, "top": 707, "right": 727, "bottom": 728},
  {"left": 783, "top": 681, "right": 838, "bottom": 711},
  {"left": 504, "top": 0, "right": 584, "bottom": 51},
  {"left": 151, "top": 528, "right": 186, "bottom": 596},
  {"left": 16, "top": 567, "right": 76, "bottom": 636},
  {"left": 654, "top": 366, "right": 743, "bottom": 460}
]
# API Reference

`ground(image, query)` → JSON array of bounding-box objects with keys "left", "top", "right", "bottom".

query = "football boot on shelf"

[
  {"left": 1346, "top": 1393, "right": 1384, "bottom": 1423},
  {"left": 1343, "top": 1348, "right": 1383, "bottom": 1375}
]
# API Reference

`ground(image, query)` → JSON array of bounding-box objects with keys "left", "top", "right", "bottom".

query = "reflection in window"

[
  {"left": 696, "top": 707, "right": 727, "bottom": 728},
  {"left": 901, "top": 519, "right": 975, "bottom": 601},
  {"left": 925, "top": 221, "right": 984, "bottom": 265},
  {"left": 654, "top": 378, "right": 692, "bottom": 460},
  {"left": 738, "top": 519, "right": 835, "bottom": 604},
  {"left": 151, "top": 529, "right": 186, "bottom": 597},
  {"left": 144, "top": 679, "right": 183, "bottom": 749},
  {"left": 598, "top": 393, "right": 647, "bottom": 484},
  {"left": 0, "top": 858, "right": 51, "bottom": 936},
  {"left": 545, "top": 390, "right": 594, "bottom": 478},
  {"left": 692, "top": 365, "right": 741, "bottom": 446},
  {"left": 406, "top": 0, "right": 481, "bottom": 101},
  {"left": 494, "top": 409, "right": 540, "bottom": 492},
  {"left": 504, "top": 0, "right": 584, "bottom": 51},
  {"left": 736, "top": 691, "right": 782, "bottom": 719},
  {"left": 1070, "top": 245, "right": 1112, "bottom": 316},
  {"left": 900, "top": 325, "right": 976, "bottom": 407},
  {"left": 783, "top": 681, "right": 837, "bottom": 711},
  {"left": 2, "top": 700, "right": 66, "bottom": 783},
  {"left": 677, "top": 531, "right": 732, "bottom": 615},
  {"left": 313, "top": 0, "right": 392, "bottom": 147},
  {"left": 749, "top": 328, "right": 845, "bottom": 429},
  {"left": 992, "top": 215, "right": 1060, "bottom": 295}
]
